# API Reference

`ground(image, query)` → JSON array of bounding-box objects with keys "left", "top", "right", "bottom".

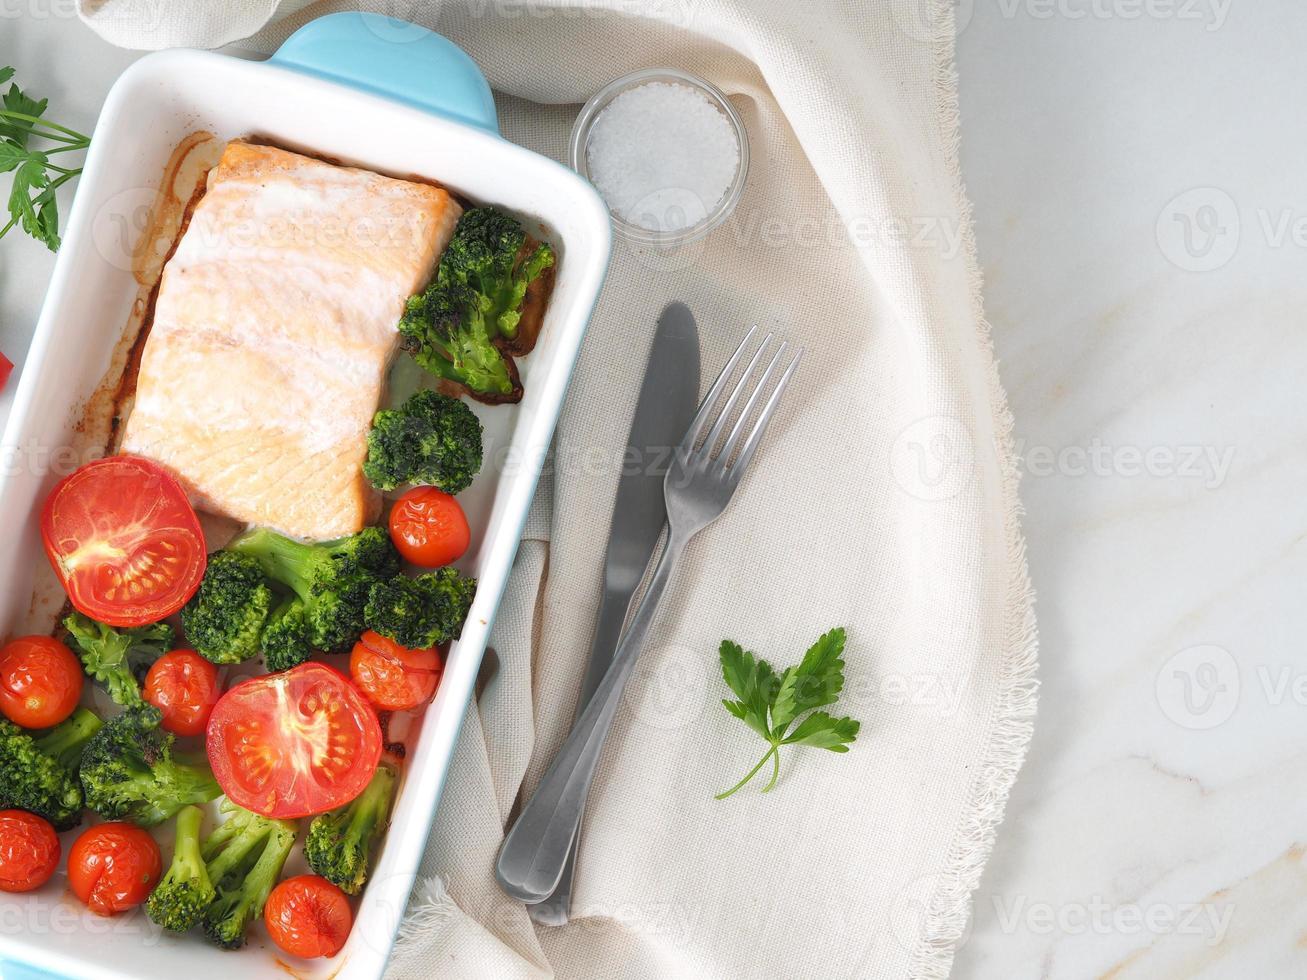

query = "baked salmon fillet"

[{"left": 122, "top": 140, "right": 461, "bottom": 540}]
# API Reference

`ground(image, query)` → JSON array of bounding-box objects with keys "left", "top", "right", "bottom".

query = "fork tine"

[
  {"left": 727, "top": 349, "right": 802, "bottom": 479},
  {"left": 719, "top": 341, "right": 787, "bottom": 464},
  {"left": 680, "top": 325, "right": 759, "bottom": 453},
  {"left": 701, "top": 334, "right": 772, "bottom": 460}
]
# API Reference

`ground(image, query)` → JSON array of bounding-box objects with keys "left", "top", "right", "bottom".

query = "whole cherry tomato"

[
  {"left": 388, "top": 486, "right": 470, "bottom": 568},
  {"left": 265, "top": 874, "right": 353, "bottom": 959},
  {"left": 68, "top": 822, "right": 161, "bottom": 916},
  {"left": 350, "top": 630, "right": 442, "bottom": 711},
  {"left": 144, "top": 650, "right": 219, "bottom": 736},
  {"left": 0, "top": 635, "right": 82, "bottom": 728},
  {"left": 0, "top": 810, "right": 60, "bottom": 892}
]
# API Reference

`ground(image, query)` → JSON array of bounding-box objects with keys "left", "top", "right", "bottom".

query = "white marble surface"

[
  {"left": 2, "top": 6, "right": 1303, "bottom": 978},
  {"left": 952, "top": 1, "right": 1307, "bottom": 977}
]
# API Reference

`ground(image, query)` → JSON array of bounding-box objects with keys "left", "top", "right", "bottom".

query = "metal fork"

[{"left": 496, "top": 327, "right": 802, "bottom": 905}]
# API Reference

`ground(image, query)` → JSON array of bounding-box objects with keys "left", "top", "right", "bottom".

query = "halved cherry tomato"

[
  {"left": 68, "top": 822, "right": 161, "bottom": 916},
  {"left": 265, "top": 874, "right": 353, "bottom": 959},
  {"left": 41, "top": 455, "right": 206, "bottom": 628},
  {"left": 0, "top": 635, "right": 82, "bottom": 728},
  {"left": 0, "top": 351, "right": 12, "bottom": 392},
  {"left": 388, "top": 486, "right": 470, "bottom": 568},
  {"left": 350, "top": 630, "right": 442, "bottom": 712},
  {"left": 0, "top": 810, "right": 60, "bottom": 892},
  {"left": 144, "top": 650, "right": 219, "bottom": 737},
  {"left": 206, "top": 663, "right": 382, "bottom": 819}
]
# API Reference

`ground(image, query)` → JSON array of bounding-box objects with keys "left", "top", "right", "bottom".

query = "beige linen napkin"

[{"left": 77, "top": 2, "right": 1039, "bottom": 977}]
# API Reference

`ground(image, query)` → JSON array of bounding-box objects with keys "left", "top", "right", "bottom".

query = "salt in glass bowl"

[{"left": 569, "top": 67, "right": 750, "bottom": 248}]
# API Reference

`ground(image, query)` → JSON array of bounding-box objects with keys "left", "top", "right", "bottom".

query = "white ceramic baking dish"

[{"left": 0, "top": 13, "right": 609, "bottom": 980}]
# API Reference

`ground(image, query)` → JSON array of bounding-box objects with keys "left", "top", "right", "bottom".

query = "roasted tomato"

[
  {"left": 144, "top": 650, "right": 220, "bottom": 737},
  {"left": 388, "top": 486, "right": 470, "bottom": 568},
  {"left": 68, "top": 822, "right": 162, "bottom": 916},
  {"left": 40, "top": 455, "right": 206, "bottom": 627},
  {"left": 206, "top": 663, "right": 382, "bottom": 818},
  {"left": 349, "top": 630, "right": 442, "bottom": 712},
  {"left": 0, "top": 810, "right": 60, "bottom": 892},
  {"left": 0, "top": 635, "right": 82, "bottom": 728},
  {"left": 264, "top": 874, "right": 353, "bottom": 959}
]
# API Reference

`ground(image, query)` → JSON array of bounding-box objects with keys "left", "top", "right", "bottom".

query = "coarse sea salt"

[{"left": 586, "top": 81, "right": 740, "bottom": 235}]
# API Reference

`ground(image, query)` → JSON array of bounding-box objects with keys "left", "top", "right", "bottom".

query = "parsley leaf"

[
  {"left": 719, "top": 639, "right": 779, "bottom": 741},
  {"left": 0, "top": 82, "right": 49, "bottom": 147},
  {"left": 783, "top": 710, "right": 860, "bottom": 751},
  {"left": 0, "top": 68, "right": 89, "bottom": 252},
  {"left": 10, "top": 154, "right": 45, "bottom": 231},
  {"left": 0, "top": 141, "right": 26, "bottom": 175},
  {"left": 715, "top": 627, "right": 860, "bottom": 799}
]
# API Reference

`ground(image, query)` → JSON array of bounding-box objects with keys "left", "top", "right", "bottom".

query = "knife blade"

[{"left": 526, "top": 301, "right": 700, "bottom": 924}]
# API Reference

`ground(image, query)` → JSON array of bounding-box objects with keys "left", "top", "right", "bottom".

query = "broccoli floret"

[
  {"left": 182, "top": 551, "right": 274, "bottom": 665},
  {"left": 362, "top": 389, "right": 484, "bottom": 493},
  {"left": 202, "top": 816, "right": 297, "bottom": 950},
  {"left": 227, "top": 526, "right": 400, "bottom": 654},
  {"left": 364, "top": 567, "right": 476, "bottom": 650},
  {"left": 0, "top": 708, "right": 101, "bottom": 830},
  {"left": 261, "top": 596, "right": 312, "bottom": 672},
  {"left": 443, "top": 207, "right": 554, "bottom": 344},
  {"left": 304, "top": 763, "right": 397, "bottom": 894},
  {"left": 160, "top": 799, "right": 288, "bottom": 946},
  {"left": 63, "top": 612, "right": 173, "bottom": 706},
  {"left": 79, "top": 704, "right": 220, "bottom": 827},
  {"left": 37, "top": 706, "right": 102, "bottom": 770},
  {"left": 200, "top": 799, "right": 278, "bottom": 874},
  {"left": 145, "top": 804, "right": 214, "bottom": 932},
  {"left": 398, "top": 282, "right": 521, "bottom": 402},
  {"left": 397, "top": 208, "right": 554, "bottom": 403}
]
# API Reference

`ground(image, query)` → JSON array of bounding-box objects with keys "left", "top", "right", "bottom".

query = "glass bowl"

[{"left": 569, "top": 67, "right": 750, "bottom": 248}]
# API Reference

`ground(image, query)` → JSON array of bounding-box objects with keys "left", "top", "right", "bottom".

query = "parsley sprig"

[
  {"left": 0, "top": 67, "right": 90, "bottom": 251},
  {"left": 716, "top": 627, "right": 860, "bottom": 799}
]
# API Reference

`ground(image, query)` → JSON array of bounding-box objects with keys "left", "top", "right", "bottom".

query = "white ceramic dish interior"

[{"left": 0, "top": 14, "right": 610, "bottom": 980}]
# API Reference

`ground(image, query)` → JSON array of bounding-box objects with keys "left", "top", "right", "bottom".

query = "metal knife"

[{"left": 526, "top": 301, "right": 700, "bottom": 925}]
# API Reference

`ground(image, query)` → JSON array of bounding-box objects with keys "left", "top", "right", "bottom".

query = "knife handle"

[
  {"left": 496, "top": 532, "right": 688, "bottom": 904},
  {"left": 526, "top": 538, "right": 658, "bottom": 923}
]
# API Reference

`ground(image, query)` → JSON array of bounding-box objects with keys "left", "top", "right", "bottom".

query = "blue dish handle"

[
  {"left": 0, "top": 960, "right": 64, "bottom": 980},
  {"left": 269, "top": 12, "right": 499, "bottom": 135}
]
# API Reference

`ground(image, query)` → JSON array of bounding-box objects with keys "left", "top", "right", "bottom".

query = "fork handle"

[{"left": 496, "top": 532, "right": 688, "bottom": 904}]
